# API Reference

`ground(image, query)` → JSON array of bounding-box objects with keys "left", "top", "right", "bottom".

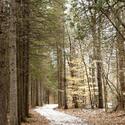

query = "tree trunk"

[
  {"left": 116, "top": 33, "right": 125, "bottom": 110},
  {"left": 57, "top": 43, "right": 64, "bottom": 108},
  {"left": 91, "top": 11, "right": 103, "bottom": 108},
  {"left": 0, "top": 1, "right": 8, "bottom": 124},
  {"left": 9, "top": 0, "right": 18, "bottom": 124},
  {"left": 63, "top": 36, "right": 68, "bottom": 109}
]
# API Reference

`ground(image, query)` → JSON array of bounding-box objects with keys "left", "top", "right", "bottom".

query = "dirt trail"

[{"left": 34, "top": 104, "right": 87, "bottom": 125}]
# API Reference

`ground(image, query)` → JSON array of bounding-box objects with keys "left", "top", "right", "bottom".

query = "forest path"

[{"left": 34, "top": 104, "right": 88, "bottom": 125}]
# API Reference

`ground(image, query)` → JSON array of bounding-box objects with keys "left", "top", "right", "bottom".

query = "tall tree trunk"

[
  {"left": 91, "top": 11, "right": 103, "bottom": 108},
  {"left": 0, "top": 1, "right": 8, "bottom": 124},
  {"left": 114, "top": 9, "right": 125, "bottom": 109},
  {"left": 63, "top": 36, "right": 68, "bottom": 109},
  {"left": 116, "top": 32, "right": 125, "bottom": 110},
  {"left": 16, "top": 0, "right": 24, "bottom": 123},
  {"left": 22, "top": 0, "right": 30, "bottom": 117},
  {"left": 57, "top": 43, "right": 64, "bottom": 108},
  {"left": 9, "top": 0, "right": 18, "bottom": 124},
  {"left": 53, "top": 0, "right": 64, "bottom": 108}
]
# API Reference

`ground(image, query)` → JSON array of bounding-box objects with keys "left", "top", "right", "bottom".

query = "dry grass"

[
  {"left": 58, "top": 108, "right": 125, "bottom": 125},
  {"left": 21, "top": 110, "right": 49, "bottom": 125}
]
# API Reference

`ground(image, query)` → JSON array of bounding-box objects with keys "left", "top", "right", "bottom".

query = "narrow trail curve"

[{"left": 34, "top": 104, "right": 88, "bottom": 125}]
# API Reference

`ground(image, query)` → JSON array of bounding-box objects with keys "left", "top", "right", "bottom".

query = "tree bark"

[
  {"left": 0, "top": 1, "right": 8, "bottom": 124},
  {"left": 9, "top": 0, "right": 18, "bottom": 124},
  {"left": 91, "top": 11, "right": 103, "bottom": 108}
]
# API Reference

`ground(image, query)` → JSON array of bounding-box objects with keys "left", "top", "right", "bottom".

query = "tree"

[
  {"left": 0, "top": 1, "right": 8, "bottom": 124},
  {"left": 9, "top": 0, "right": 18, "bottom": 124}
]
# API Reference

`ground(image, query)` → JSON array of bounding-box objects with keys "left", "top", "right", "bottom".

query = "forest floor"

[
  {"left": 34, "top": 104, "right": 87, "bottom": 125},
  {"left": 21, "top": 105, "right": 125, "bottom": 125},
  {"left": 58, "top": 108, "right": 125, "bottom": 125},
  {"left": 21, "top": 110, "right": 50, "bottom": 125}
]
